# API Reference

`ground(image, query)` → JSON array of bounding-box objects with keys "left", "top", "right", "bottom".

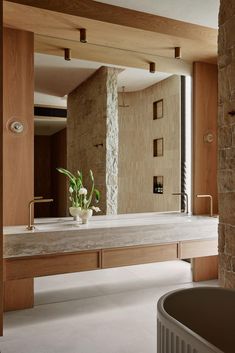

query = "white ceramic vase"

[
  {"left": 78, "top": 209, "right": 93, "bottom": 224},
  {"left": 69, "top": 207, "right": 81, "bottom": 221}
]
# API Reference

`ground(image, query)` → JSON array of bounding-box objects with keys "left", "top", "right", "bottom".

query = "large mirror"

[{"left": 34, "top": 52, "right": 192, "bottom": 218}]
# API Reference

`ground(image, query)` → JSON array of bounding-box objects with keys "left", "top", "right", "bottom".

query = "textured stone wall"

[
  {"left": 218, "top": 0, "right": 235, "bottom": 287},
  {"left": 106, "top": 69, "right": 119, "bottom": 214},
  {"left": 118, "top": 75, "right": 181, "bottom": 213},
  {"left": 67, "top": 66, "right": 119, "bottom": 215}
]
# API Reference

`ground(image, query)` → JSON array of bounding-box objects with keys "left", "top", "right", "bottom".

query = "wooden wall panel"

[
  {"left": 51, "top": 128, "right": 67, "bottom": 217},
  {"left": 193, "top": 62, "right": 218, "bottom": 215},
  {"left": 0, "top": 0, "right": 3, "bottom": 336},
  {"left": 34, "top": 136, "right": 52, "bottom": 217},
  {"left": 3, "top": 28, "right": 34, "bottom": 225},
  {"left": 34, "top": 129, "right": 67, "bottom": 218}
]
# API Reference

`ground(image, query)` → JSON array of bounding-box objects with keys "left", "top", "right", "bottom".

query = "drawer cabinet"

[
  {"left": 102, "top": 243, "right": 178, "bottom": 269},
  {"left": 4, "top": 250, "right": 101, "bottom": 280}
]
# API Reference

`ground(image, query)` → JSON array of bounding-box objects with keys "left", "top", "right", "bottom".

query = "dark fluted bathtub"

[{"left": 157, "top": 287, "right": 235, "bottom": 353}]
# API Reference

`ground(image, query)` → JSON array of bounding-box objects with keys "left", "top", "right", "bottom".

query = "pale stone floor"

[{"left": 0, "top": 260, "right": 218, "bottom": 353}]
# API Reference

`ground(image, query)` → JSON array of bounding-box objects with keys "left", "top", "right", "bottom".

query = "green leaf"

[
  {"left": 69, "top": 180, "right": 76, "bottom": 189},
  {"left": 89, "top": 169, "right": 94, "bottom": 182},
  {"left": 94, "top": 189, "right": 100, "bottom": 202},
  {"left": 57, "top": 168, "right": 76, "bottom": 182}
]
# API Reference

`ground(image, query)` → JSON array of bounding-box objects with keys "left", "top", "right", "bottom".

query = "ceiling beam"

[
  {"left": 5, "top": 0, "right": 217, "bottom": 43},
  {"left": 3, "top": 1, "right": 217, "bottom": 66}
]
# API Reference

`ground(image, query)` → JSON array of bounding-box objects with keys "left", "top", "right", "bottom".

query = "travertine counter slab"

[{"left": 3, "top": 213, "right": 218, "bottom": 258}]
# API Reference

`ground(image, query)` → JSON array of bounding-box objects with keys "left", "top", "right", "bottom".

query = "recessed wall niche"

[
  {"left": 153, "top": 138, "right": 164, "bottom": 157},
  {"left": 153, "top": 176, "right": 164, "bottom": 194},
  {"left": 153, "top": 99, "right": 163, "bottom": 119}
]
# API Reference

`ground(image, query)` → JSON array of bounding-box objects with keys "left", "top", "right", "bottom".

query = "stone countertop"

[{"left": 3, "top": 212, "right": 218, "bottom": 258}]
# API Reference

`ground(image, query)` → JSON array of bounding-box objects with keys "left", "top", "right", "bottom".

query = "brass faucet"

[
  {"left": 196, "top": 194, "right": 213, "bottom": 217},
  {"left": 172, "top": 192, "right": 189, "bottom": 214},
  {"left": 27, "top": 198, "right": 53, "bottom": 230}
]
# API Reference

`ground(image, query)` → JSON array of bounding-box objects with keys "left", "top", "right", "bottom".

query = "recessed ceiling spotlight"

[
  {"left": 64, "top": 48, "right": 71, "bottom": 61},
  {"left": 175, "top": 47, "right": 181, "bottom": 59},
  {"left": 79, "top": 28, "right": 87, "bottom": 43},
  {"left": 149, "top": 62, "right": 156, "bottom": 74}
]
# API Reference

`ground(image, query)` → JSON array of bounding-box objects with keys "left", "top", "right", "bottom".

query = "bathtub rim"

[{"left": 157, "top": 286, "right": 231, "bottom": 353}]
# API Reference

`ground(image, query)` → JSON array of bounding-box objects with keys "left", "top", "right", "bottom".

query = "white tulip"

[
  {"left": 69, "top": 186, "right": 73, "bottom": 194},
  {"left": 79, "top": 187, "right": 88, "bottom": 195},
  {"left": 91, "top": 206, "right": 101, "bottom": 212}
]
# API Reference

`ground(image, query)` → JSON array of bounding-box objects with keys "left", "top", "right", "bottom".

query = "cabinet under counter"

[{"left": 3, "top": 212, "right": 219, "bottom": 311}]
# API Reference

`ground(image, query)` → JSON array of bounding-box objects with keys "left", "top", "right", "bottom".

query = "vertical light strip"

[{"left": 185, "top": 76, "right": 192, "bottom": 214}]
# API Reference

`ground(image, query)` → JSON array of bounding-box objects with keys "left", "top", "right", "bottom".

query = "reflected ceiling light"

[
  {"left": 175, "top": 47, "right": 181, "bottom": 59},
  {"left": 79, "top": 28, "right": 87, "bottom": 43},
  {"left": 64, "top": 48, "right": 71, "bottom": 61},
  {"left": 149, "top": 62, "right": 156, "bottom": 74}
]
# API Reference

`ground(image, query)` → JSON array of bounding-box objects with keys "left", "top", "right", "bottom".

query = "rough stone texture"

[
  {"left": 106, "top": 69, "right": 119, "bottom": 214},
  {"left": 67, "top": 66, "right": 119, "bottom": 215},
  {"left": 218, "top": 0, "right": 235, "bottom": 287},
  {"left": 3, "top": 214, "right": 218, "bottom": 258}
]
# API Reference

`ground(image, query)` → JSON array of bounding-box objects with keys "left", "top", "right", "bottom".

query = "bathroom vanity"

[{"left": 3, "top": 212, "right": 218, "bottom": 311}]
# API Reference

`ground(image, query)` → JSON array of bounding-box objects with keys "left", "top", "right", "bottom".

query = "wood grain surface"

[
  {"left": 5, "top": 0, "right": 217, "bottom": 42},
  {"left": 0, "top": 0, "right": 3, "bottom": 335},
  {"left": 193, "top": 62, "right": 218, "bottom": 215},
  {"left": 4, "top": 278, "right": 34, "bottom": 311},
  {"left": 179, "top": 239, "right": 218, "bottom": 259},
  {"left": 102, "top": 243, "right": 178, "bottom": 268},
  {"left": 3, "top": 28, "right": 34, "bottom": 225},
  {"left": 4, "top": 250, "right": 101, "bottom": 280},
  {"left": 3, "top": 1, "right": 217, "bottom": 66},
  {"left": 192, "top": 256, "right": 218, "bottom": 282}
]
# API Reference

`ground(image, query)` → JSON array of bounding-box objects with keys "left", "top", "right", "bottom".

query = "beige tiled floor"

[{"left": 0, "top": 260, "right": 218, "bottom": 353}]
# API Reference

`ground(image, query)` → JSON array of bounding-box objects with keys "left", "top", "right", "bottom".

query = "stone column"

[
  {"left": 67, "top": 66, "right": 119, "bottom": 215},
  {"left": 218, "top": 1, "right": 235, "bottom": 287}
]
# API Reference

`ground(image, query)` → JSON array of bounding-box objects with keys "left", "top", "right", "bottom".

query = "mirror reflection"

[{"left": 34, "top": 53, "right": 191, "bottom": 218}]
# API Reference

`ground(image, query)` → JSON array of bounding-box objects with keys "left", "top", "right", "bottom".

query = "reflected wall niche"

[{"left": 118, "top": 75, "right": 181, "bottom": 214}]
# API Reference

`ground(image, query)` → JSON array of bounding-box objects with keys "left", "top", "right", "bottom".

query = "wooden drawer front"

[
  {"left": 102, "top": 244, "right": 178, "bottom": 269},
  {"left": 4, "top": 251, "right": 100, "bottom": 281},
  {"left": 180, "top": 239, "right": 218, "bottom": 259}
]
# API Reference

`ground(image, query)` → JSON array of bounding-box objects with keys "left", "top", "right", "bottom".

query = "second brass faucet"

[{"left": 27, "top": 198, "right": 53, "bottom": 230}]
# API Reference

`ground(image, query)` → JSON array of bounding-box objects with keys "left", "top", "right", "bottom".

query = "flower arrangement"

[{"left": 57, "top": 168, "right": 101, "bottom": 215}]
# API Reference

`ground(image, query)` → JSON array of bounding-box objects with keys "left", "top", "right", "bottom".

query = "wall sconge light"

[
  {"left": 149, "top": 62, "right": 156, "bottom": 73},
  {"left": 175, "top": 47, "right": 181, "bottom": 59},
  {"left": 203, "top": 132, "right": 214, "bottom": 143},
  {"left": 64, "top": 48, "right": 71, "bottom": 61},
  {"left": 79, "top": 28, "right": 87, "bottom": 43},
  {"left": 9, "top": 121, "right": 24, "bottom": 134}
]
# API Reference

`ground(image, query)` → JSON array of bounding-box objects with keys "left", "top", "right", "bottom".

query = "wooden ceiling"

[{"left": 3, "top": 0, "right": 218, "bottom": 74}]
